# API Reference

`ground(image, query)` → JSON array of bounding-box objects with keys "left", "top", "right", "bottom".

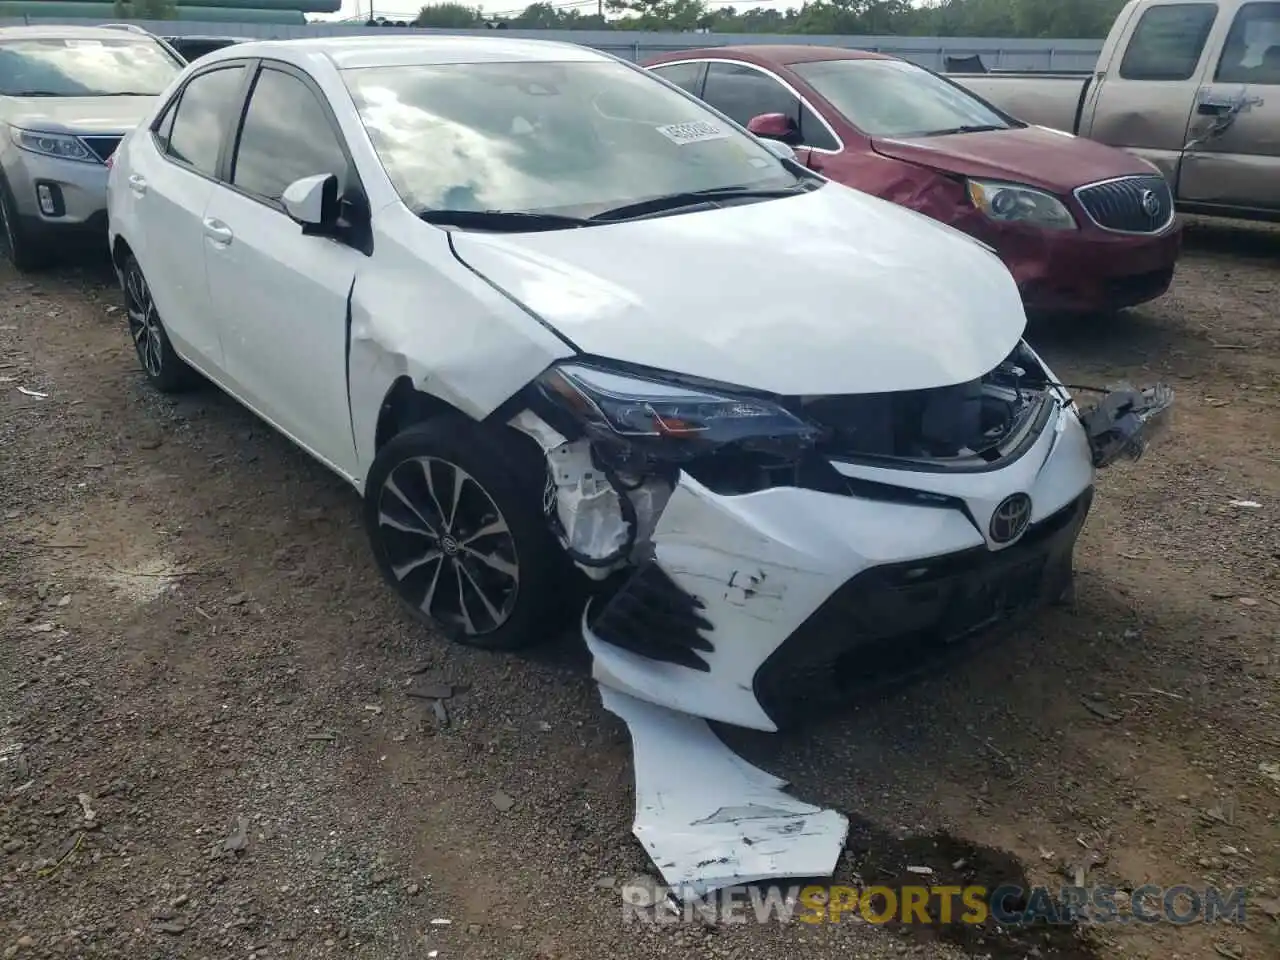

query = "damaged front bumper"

[{"left": 584, "top": 395, "right": 1096, "bottom": 731}]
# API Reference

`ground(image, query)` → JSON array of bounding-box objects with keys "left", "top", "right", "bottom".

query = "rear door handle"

[
  {"left": 202, "top": 218, "right": 233, "bottom": 246},
  {"left": 127, "top": 174, "right": 147, "bottom": 195}
]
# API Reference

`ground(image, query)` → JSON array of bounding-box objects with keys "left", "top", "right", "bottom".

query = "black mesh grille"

[
  {"left": 80, "top": 135, "right": 123, "bottom": 164},
  {"left": 1075, "top": 175, "right": 1174, "bottom": 233}
]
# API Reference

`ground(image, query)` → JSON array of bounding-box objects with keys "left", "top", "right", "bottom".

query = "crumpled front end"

[{"left": 508, "top": 342, "right": 1169, "bottom": 731}]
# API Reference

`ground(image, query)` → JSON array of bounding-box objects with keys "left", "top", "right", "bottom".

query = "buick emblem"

[
  {"left": 439, "top": 534, "right": 460, "bottom": 556},
  {"left": 989, "top": 494, "right": 1032, "bottom": 545},
  {"left": 1140, "top": 189, "right": 1160, "bottom": 217}
]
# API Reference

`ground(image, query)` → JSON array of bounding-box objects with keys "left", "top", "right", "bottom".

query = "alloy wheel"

[
  {"left": 376, "top": 456, "right": 520, "bottom": 636},
  {"left": 123, "top": 263, "right": 164, "bottom": 379}
]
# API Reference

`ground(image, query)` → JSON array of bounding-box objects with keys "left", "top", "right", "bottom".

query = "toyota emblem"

[
  {"left": 1140, "top": 189, "right": 1160, "bottom": 217},
  {"left": 989, "top": 493, "right": 1032, "bottom": 545}
]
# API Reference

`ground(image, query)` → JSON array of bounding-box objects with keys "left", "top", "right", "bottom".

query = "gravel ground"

[{"left": 2, "top": 216, "right": 1278, "bottom": 960}]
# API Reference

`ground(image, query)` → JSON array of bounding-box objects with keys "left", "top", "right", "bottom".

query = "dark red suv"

[{"left": 643, "top": 46, "right": 1182, "bottom": 314}]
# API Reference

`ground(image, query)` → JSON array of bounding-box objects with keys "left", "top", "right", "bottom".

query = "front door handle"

[
  {"left": 202, "top": 218, "right": 233, "bottom": 246},
  {"left": 127, "top": 174, "right": 147, "bottom": 195}
]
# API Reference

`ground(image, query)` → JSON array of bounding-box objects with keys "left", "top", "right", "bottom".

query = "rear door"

[
  {"left": 1082, "top": 1, "right": 1221, "bottom": 182},
  {"left": 1177, "top": 1, "right": 1280, "bottom": 210},
  {"left": 121, "top": 61, "right": 250, "bottom": 369}
]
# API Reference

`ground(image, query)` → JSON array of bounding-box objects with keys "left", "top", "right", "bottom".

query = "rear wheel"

[
  {"left": 364, "top": 416, "right": 578, "bottom": 650},
  {"left": 120, "top": 252, "right": 197, "bottom": 393}
]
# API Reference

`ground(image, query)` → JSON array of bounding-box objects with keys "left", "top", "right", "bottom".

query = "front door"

[
  {"left": 1178, "top": 1, "right": 1280, "bottom": 210},
  {"left": 202, "top": 62, "right": 365, "bottom": 478}
]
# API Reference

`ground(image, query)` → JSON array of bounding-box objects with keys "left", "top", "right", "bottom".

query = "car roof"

[
  {"left": 652, "top": 44, "right": 894, "bottom": 66},
  {"left": 0, "top": 24, "right": 165, "bottom": 42},
  {"left": 201, "top": 34, "right": 610, "bottom": 71}
]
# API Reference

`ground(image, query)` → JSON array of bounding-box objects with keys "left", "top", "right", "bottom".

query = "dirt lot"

[{"left": 2, "top": 218, "right": 1278, "bottom": 960}]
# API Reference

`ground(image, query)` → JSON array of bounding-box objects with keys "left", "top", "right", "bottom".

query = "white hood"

[{"left": 448, "top": 183, "right": 1027, "bottom": 396}]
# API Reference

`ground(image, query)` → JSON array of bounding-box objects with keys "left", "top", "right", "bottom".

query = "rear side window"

[
  {"left": 1119, "top": 3, "right": 1219, "bottom": 80},
  {"left": 166, "top": 65, "right": 246, "bottom": 177},
  {"left": 231, "top": 67, "right": 350, "bottom": 203},
  {"left": 1215, "top": 2, "right": 1280, "bottom": 82},
  {"left": 650, "top": 61, "right": 705, "bottom": 95}
]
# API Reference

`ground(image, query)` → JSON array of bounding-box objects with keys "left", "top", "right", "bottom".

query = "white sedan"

[{"left": 106, "top": 35, "right": 1169, "bottom": 732}]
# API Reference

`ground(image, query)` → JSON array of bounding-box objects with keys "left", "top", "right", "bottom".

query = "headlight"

[
  {"left": 967, "top": 179, "right": 1076, "bottom": 230},
  {"left": 10, "top": 127, "right": 97, "bottom": 164},
  {"left": 533, "top": 362, "right": 819, "bottom": 460}
]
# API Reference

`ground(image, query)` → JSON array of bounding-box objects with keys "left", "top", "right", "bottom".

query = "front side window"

[
  {"left": 166, "top": 66, "right": 246, "bottom": 178},
  {"left": 692, "top": 62, "right": 840, "bottom": 150},
  {"left": 1215, "top": 2, "right": 1280, "bottom": 82},
  {"left": 231, "top": 67, "right": 350, "bottom": 203},
  {"left": 1119, "top": 3, "right": 1219, "bottom": 81},
  {"left": 0, "top": 37, "right": 182, "bottom": 97},
  {"left": 341, "top": 59, "right": 800, "bottom": 218},
  {"left": 790, "top": 58, "right": 1013, "bottom": 139},
  {"left": 649, "top": 61, "right": 705, "bottom": 95}
]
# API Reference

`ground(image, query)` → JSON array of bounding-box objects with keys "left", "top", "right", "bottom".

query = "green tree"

[
  {"left": 414, "top": 3, "right": 484, "bottom": 28},
  {"left": 605, "top": 0, "right": 710, "bottom": 32},
  {"left": 111, "top": 0, "right": 178, "bottom": 19}
]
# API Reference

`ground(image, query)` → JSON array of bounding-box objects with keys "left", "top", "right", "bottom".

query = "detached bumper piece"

[
  {"left": 753, "top": 488, "right": 1092, "bottom": 729},
  {"left": 1079, "top": 383, "right": 1174, "bottom": 468},
  {"left": 601, "top": 684, "right": 848, "bottom": 901}
]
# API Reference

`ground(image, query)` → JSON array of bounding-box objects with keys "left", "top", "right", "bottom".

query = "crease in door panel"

[{"left": 344, "top": 274, "right": 358, "bottom": 454}]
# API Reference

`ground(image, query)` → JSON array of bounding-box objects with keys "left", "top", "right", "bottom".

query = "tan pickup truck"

[{"left": 952, "top": 0, "right": 1280, "bottom": 221}]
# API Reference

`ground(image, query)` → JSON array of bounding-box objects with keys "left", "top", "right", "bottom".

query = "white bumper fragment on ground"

[{"left": 600, "top": 685, "right": 849, "bottom": 899}]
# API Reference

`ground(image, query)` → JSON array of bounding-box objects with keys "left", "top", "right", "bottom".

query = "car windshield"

[
  {"left": 0, "top": 37, "right": 183, "bottom": 97},
  {"left": 791, "top": 58, "right": 1015, "bottom": 139},
  {"left": 341, "top": 59, "right": 802, "bottom": 219}
]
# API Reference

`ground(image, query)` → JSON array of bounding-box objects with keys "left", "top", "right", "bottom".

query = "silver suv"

[{"left": 0, "top": 24, "right": 184, "bottom": 270}]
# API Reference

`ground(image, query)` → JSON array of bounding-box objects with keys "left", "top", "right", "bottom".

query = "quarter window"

[
  {"left": 702, "top": 62, "right": 838, "bottom": 150},
  {"left": 1215, "top": 2, "right": 1280, "bottom": 83},
  {"left": 231, "top": 67, "right": 350, "bottom": 203},
  {"left": 166, "top": 65, "right": 246, "bottom": 177},
  {"left": 1118, "top": 3, "right": 1219, "bottom": 81}
]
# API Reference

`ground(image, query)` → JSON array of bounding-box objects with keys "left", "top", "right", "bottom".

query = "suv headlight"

[
  {"left": 10, "top": 127, "right": 97, "bottom": 164},
  {"left": 533, "top": 362, "right": 819, "bottom": 461},
  {"left": 967, "top": 179, "right": 1076, "bottom": 230}
]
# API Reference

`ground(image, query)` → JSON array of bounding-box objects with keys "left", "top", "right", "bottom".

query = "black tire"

[
  {"left": 0, "top": 177, "right": 49, "bottom": 272},
  {"left": 364, "top": 415, "right": 578, "bottom": 650},
  {"left": 119, "top": 252, "right": 197, "bottom": 393}
]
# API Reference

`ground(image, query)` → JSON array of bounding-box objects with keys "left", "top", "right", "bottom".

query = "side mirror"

[
  {"left": 747, "top": 112, "right": 801, "bottom": 145},
  {"left": 282, "top": 173, "right": 339, "bottom": 229}
]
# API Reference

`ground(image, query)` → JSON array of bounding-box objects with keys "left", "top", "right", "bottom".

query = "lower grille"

[
  {"left": 79, "top": 135, "right": 123, "bottom": 164},
  {"left": 1075, "top": 175, "right": 1174, "bottom": 234},
  {"left": 589, "top": 559, "right": 714, "bottom": 671},
  {"left": 753, "top": 488, "right": 1093, "bottom": 728}
]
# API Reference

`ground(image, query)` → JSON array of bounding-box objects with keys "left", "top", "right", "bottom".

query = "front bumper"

[
  {"left": 986, "top": 218, "right": 1182, "bottom": 314},
  {"left": 585, "top": 398, "right": 1096, "bottom": 731},
  {"left": 2, "top": 146, "right": 111, "bottom": 240}
]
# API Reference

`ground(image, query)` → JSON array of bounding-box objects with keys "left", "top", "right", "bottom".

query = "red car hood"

[{"left": 871, "top": 124, "right": 1156, "bottom": 193}]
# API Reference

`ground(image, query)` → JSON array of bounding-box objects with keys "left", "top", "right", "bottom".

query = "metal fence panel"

[{"left": 0, "top": 17, "right": 1104, "bottom": 72}]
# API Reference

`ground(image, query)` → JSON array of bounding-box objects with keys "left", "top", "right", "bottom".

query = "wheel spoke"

[
  {"left": 130, "top": 319, "right": 146, "bottom": 343},
  {"left": 378, "top": 510, "right": 433, "bottom": 537},
  {"left": 382, "top": 477, "right": 437, "bottom": 536},
  {"left": 461, "top": 545, "right": 517, "bottom": 580},
  {"left": 420, "top": 460, "right": 450, "bottom": 532},
  {"left": 461, "top": 517, "right": 508, "bottom": 546},
  {"left": 453, "top": 561, "right": 477, "bottom": 634},
  {"left": 457, "top": 559, "right": 504, "bottom": 626},
  {"left": 391, "top": 549, "right": 442, "bottom": 582},
  {"left": 445, "top": 464, "right": 466, "bottom": 531},
  {"left": 419, "top": 553, "right": 444, "bottom": 615}
]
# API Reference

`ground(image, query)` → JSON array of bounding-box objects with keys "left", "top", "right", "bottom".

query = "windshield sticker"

[
  {"left": 65, "top": 39, "right": 105, "bottom": 47},
  {"left": 655, "top": 120, "right": 731, "bottom": 145}
]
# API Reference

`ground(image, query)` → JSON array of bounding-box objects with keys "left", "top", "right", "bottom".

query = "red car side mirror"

[{"left": 747, "top": 112, "right": 800, "bottom": 144}]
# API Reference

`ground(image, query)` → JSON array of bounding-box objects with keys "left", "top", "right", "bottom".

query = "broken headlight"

[
  {"left": 533, "top": 362, "right": 820, "bottom": 463},
  {"left": 1078, "top": 382, "right": 1174, "bottom": 468}
]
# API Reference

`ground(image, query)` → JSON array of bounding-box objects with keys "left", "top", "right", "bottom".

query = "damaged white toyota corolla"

[{"left": 107, "top": 36, "right": 1171, "bottom": 735}]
